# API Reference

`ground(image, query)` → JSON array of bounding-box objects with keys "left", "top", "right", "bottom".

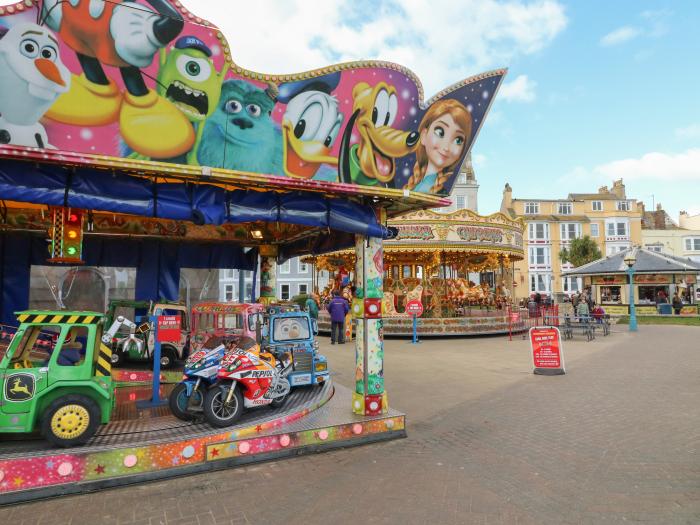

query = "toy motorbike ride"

[
  {"left": 169, "top": 336, "right": 228, "bottom": 421},
  {"left": 203, "top": 336, "right": 293, "bottom": 427}
]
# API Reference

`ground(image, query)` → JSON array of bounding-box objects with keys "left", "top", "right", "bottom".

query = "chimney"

[
  {"left": 611, "top": 179, "right": 626, "bottom": 198},
  {"left": 501, "top": 183, "right": 513, "bottom": 213},
  {"left": 654, "top": 203, "right": 665, "bottom": 229}
]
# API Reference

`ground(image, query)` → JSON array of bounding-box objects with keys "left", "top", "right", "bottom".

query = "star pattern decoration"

[
  {"left": 94, "top": 465, "right": 105, "bottom": 475},
  {"left": 13, "top": 477, "right": 23, "bottom": 487},
  {"left": 255, "top": 425, "right": 263, "bottom": 433},
  {"left": 210, "top": 448, "right": 219, "bottom": 457}
]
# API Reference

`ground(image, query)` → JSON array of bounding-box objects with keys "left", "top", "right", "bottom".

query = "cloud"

[
  {"left": 600, "top": 26, "right": 641, "bottom": 47},
  {"left": 563, "top": 149, "right": 700, "bottom": 183},
  {"left": 675, "top": 124, "right": 700, "bottom": 140},
  {"left": 499, "top": 74, "right": 536, "bottom": 102},
  {"left": 473, "top": 153, "right": 488, "bottom": 167},
  {"left": 188, "top": 0, "right": 567, "bottom": 98}
]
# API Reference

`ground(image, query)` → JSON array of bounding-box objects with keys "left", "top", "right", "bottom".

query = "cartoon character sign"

[
  {"left": 0, "top": 23, "right": 70, "bottom": 148},
  {"left": 0, "top": 0, "right": 505, "bottom": 198}
]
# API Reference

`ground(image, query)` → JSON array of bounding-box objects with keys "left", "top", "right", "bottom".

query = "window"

[
  {"left": 601, "top": 286, "right": 621, "bottom": 304},
  {"left": 560, "top": 223, "right": 581, "bottom": 241},
  {"left": 224, "top": 284, "right": 234, "bottom": 302},
  {"left": 558, "top": 202, "right": 572, "bottom": 215},
  {"left": 298, "top": 284, "right": 308, "bottom": 296},
  {"left": 529, "top": 274, "right": 551, "bottom": 293},
  {"left": 528, "top": 222, "right": 549, "bottom": 241},
  {"left": 684, "top": 237, "right": 700, "bottom": 251},
  {"left": 402, "top": 265, "right": 411, "bottom": 278},
  {"left": 279, "top": 260, "right": 291, "bottom": 274},
  {"left": 272, "top": 316, "right": 310, "bottom": 342},
  {"left": 57, "top": 326, "right": 89, "bottom": 367},
  {"left": 524, "top": 202, "right": 539, "bottom": 215},
  {"left": 645, "top": 244, "right": 663, "bottom": 253},
  {"left": 528, "top": 246, "right": 551, "bottom": 266},
  {"left": 591, "top": 201, "right": 603, "bottom": 211},
  {"left": 244, "top": 283, "right": 253, "bottom": 300},
  {"left": 606, "top": 221, "right": 628, "bottom": 237},
  {"left": 9, "top": 324, "right": 61, "bottom": 368},
  {"left": 563, "top": 277, "right": 581, "bottom": 293},
  {"left": 617, "top": 201, "right": 630, "bottom": 211},
  {"left": 298, "top": 262, "right": 308, "bottom": 273},
  {"left": 590, "top": 223, "right": 599, "bottom": 237},
  {"left": 280, "top": 284, "right": 290, "bottom": 301},
  {"left": 456, "top": 196, "right": 466, "bottom": 209},
  {"left": 458, "top": 174, "right": 467, "bottom": 184}
]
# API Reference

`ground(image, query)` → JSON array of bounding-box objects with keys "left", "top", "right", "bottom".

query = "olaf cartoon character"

[{"left": 0, "top": 23, "right": 70, "bottom": 148}]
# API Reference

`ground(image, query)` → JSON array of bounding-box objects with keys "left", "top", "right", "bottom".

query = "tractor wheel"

[{"left": 41, "top": 395, "right": 101, "bottom": 448}]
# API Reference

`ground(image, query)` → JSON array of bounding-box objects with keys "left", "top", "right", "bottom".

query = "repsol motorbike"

[
  {"left": 203, "top": 336, "right": 293, "bottom": 427},
  {"left": 169, "top": 336, "right": 229, "bottom": 421}
]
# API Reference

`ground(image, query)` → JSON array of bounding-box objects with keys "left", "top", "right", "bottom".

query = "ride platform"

[{"left": 0, "top": 381, "right": 405, "bottom": 504}]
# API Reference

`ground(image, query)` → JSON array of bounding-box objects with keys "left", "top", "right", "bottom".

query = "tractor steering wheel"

[{"left": 13, "top": 358, "right": 33, "bottom": 369}]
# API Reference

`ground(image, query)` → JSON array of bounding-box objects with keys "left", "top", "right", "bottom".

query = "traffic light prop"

[{"left": 48, "top": 208, "right": 84, "bottom": 264}]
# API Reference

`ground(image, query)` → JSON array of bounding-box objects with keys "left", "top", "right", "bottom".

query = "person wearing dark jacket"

[
  {"left": 327, "top": 290, "right": 350, "bottom": 344},
  {"left": 672, "top": 293, "right": 683, "bottom": 315}
]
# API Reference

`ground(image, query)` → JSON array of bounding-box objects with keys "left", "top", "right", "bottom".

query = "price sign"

[
  {"left": 157, "top": 315, "right": 181, "bottom": 343},
  {"left": 529, "top": 326, "right": 565, "bottom": 375},
  {"left": 406, "top": 300, "right": 424, "bottom": 317}
]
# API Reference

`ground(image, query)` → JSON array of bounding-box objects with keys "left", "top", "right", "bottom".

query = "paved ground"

[{"left": 2, "top": 325, "right": 699, "bottom": 524}]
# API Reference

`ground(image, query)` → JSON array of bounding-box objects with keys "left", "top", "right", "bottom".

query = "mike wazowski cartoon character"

[
  {"left": 40, "top": 0, "right": 191, "bottom": 159},
  {"left": 151, "top": 36, "right": 228, "bottom": 164}
]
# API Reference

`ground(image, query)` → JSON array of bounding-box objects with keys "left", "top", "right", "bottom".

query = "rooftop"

[{"left": 563, "top": 247, "right": 700, "bottom": 276}]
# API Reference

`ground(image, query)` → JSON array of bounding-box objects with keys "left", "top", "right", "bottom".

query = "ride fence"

[{"left": 508, "top": 305, "right": 559, "bottom": 340}]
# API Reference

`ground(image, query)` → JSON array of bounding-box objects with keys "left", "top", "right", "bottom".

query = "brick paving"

[{"left": 1, "top": 326, "right": 699, "bottom": 524}]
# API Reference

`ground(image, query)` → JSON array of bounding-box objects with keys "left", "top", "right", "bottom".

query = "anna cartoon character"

[{"left": 404, "top": 99, "right": 472, "bottom": 195}]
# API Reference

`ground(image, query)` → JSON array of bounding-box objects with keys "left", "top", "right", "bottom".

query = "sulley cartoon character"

[
  {"left": 197, "top": 79, "right": 282, "bottom": 174},
  {"left": 40, "top": 0, "right": 192, "bottom": 158},
  {"left": 0, "top": 23, "right": 70, "bottom": 148},
  {"left": 277, "top": 72, "right": 343, "bottom": 179},
  {"left": 339, "top": 81, "right": 419, "bottom": 188},
  {"left": 157, "top": 35, "right": 229, "bottom": 165}
]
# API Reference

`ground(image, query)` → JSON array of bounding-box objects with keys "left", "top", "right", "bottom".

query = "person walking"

[
  {"left": 672, "top": 292, "right": 683, "bottom": 315},
  {"left": 327, "top": 290, "right": 349, "bottom": 344}
]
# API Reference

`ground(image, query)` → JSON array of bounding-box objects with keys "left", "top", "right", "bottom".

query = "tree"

[{"left": 559, "top": 235, "right": 602, "bottom": 267}]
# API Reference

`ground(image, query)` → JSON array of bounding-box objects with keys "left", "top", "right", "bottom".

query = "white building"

[{"left": 218, "top": 257, "right": 313, "bottom": 302}]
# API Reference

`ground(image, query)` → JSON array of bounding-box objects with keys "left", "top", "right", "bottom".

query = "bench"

[{"left": 562, "top": 315, "right": 595, "bottom": 341}]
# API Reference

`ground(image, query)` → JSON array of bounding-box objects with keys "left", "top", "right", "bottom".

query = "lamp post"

[{"left": 624, "top": 251, "right": 638, "bottom": 332}]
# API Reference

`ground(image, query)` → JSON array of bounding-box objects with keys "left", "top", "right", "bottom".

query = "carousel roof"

[{"left": 563, "top": 247, "right": 700, "bottom": 276}]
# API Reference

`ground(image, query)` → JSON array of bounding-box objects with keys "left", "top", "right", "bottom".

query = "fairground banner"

[{"left": 0, "top": 0, "right": 504, "bottom": 197}]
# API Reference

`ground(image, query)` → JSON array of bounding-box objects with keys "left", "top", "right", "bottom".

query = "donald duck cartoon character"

[
  {"left": 277, "top": 72, "right": 343, "bottom": 179},
  {"left": 0, "top": 23, "right": 70, "bottom": 148},
  {"left": 40, "top": 0, "right": 192, "bottom": 158},
  {"left": 339, "top": 81, "right": 419, "bottom": 187}
]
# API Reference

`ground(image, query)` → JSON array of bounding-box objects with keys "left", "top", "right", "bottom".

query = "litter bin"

[{"left": 658, "top": 303, "right": 672, "bottom": 315}]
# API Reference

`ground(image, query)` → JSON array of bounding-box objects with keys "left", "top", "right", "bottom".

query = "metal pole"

[
  {"left": 627, "top": 266, "right": 638, "bottom": 331},
  {"left": 238, "top": 270, "right": 246, "bottom": 302}
]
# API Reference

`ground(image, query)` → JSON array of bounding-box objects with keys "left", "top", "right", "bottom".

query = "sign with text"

[
  {"left": 406, "top": 300, "right": 424, "bottom": 317},
  {"left": 529, "top": 327, "right": 565, "bottom": 375},
  {"left": 157, "top": 315, "right": 181, "bottom": 343}
]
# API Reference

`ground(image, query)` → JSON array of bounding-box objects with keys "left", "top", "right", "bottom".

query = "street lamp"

[{"left": 624, "top": 251, "right": 638, "bottom": 332}]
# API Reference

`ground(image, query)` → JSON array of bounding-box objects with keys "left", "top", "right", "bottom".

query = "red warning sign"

[
  {"left": 529, "top": 327, "right": 565, "bottom": 375},
  {"left": 157, "top": 315, "right": 181, "bottom": 343}
]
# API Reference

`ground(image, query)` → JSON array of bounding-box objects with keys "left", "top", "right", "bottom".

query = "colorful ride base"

[
  {"left": 318, "top": 310, "right": 526, "bottom": 337},
  {"left": 0, "top": 380, "right": 405, "bottom": 504}
]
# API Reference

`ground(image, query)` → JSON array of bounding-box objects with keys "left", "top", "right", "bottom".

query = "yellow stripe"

[
  {"left": 32, "top": 315, "right": 47, "bottom": 324},
  {"left": 95, "top": 367, "right": 108, "bottom": 377},
  {"left": 82, "top": 316, "right": 95, "bottom": 324},
  {"left": 97, "top": 356, "right": 111, "bottom": 370},
  {"left": 17, "top": 314, "right": 29, "bottom": 323},
  {"left": 67, "top": 315, "right": 80, "bottom": 324},
  {"left": 49, "top": 315, "right": 65, "bottom": 323},
  {"left": 100, "top": 344, "right": 112, "bottom": 357}
]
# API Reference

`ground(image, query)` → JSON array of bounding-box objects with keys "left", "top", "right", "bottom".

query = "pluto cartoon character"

[
  {"left": 339, "top": 81, "right": 419, "bottom": 187},
  {"left": 0, "top": 23, "right": 70, "bottom": 148},
  {"left": 41, "top": 0, "right": 192, "bottom": 158}
]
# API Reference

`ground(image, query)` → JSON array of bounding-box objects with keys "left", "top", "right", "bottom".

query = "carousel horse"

[{"left": 382, "top": 291, "right": 401, "bottom": 316}]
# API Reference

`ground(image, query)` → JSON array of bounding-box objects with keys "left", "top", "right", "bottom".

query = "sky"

[{"left": 183, "top": 0, "right": 700, "bottom": 219}]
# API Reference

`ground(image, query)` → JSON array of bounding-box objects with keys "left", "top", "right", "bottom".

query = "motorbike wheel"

[
  {"left": 270, "top": 396, "right": 287, "bottom": 409},
  {"left": 203, "top": 384, "right": 243, "bottom": 427},
  {"left": 168, "top": 382, "right": 198, "bottom": 421}
]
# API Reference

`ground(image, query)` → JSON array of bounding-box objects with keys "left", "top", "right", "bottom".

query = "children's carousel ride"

[
  {"left": 0, "top": 0, "right": 504, "bottom": 502},
  {"left": 310, "top": 209, "right": 526, "bottom": 336}
]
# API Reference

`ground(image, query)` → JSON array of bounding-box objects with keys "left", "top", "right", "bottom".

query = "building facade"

[
  {"left": 642, "top": 206, "right": 700, "bottom": 264},
  {"left": 218, "top": 257, "right": 313, "bottom": 302},
  {"left": 501, "top": 179, "right": 643, "bottom": 299}
]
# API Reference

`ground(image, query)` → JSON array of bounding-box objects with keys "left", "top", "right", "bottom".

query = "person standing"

[
  {"left": 327, "top": 290, "right": 350, "bottom": 344},
  {"left": 672, "top": 292, "right": 683, "bottom": 315},
  {"left": 305, "top": 293, "right": 319, "bottom": 320}
]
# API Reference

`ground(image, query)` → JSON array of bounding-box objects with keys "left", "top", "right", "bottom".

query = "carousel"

[{"left": 308, "top": 209, "right": 526, "bottom": 336}]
